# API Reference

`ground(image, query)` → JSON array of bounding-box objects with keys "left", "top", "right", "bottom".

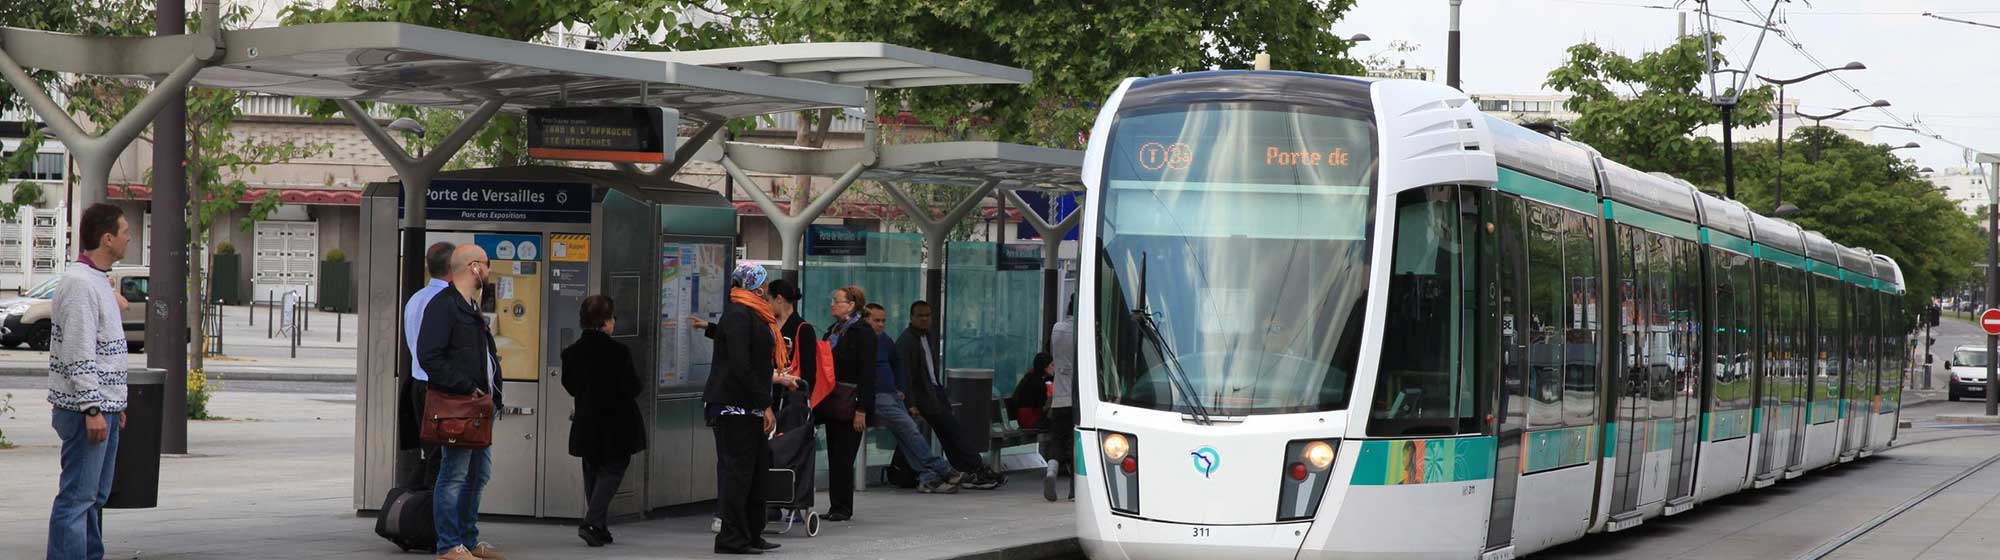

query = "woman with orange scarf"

[{"left": 702, "top": 263, "right": 788, "bottom": 555}]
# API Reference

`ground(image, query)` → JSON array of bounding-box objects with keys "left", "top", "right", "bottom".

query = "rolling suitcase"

[{"left": 375, "top": 486, "right": 436, "bottom": 553}]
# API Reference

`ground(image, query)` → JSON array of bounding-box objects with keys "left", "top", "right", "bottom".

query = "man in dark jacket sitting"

[
  {"left": 416, "top": 244, "right": 506, "bottom": 560},
  {"left": 896, "top": 300, "right": 1005, "bottom": 490}
]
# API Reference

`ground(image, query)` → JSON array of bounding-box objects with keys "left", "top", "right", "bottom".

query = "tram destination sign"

[
  {"left": 400, "top": 180, "right": 593, "bottom": 224},
  {"left": 526, "top": 107, "right": 672, "bottom": 164}
]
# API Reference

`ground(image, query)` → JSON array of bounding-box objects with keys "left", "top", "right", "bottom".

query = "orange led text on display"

[{"left": 1266, "top": 146, "right": 1351, "bottom": 167}]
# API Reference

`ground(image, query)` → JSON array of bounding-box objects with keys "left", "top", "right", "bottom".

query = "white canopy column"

[{"left": 1004, "top": 189, "right": 1082, "bottom": 350}]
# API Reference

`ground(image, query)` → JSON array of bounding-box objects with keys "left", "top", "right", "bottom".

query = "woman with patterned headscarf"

[{"left": 702, "top": 263, "right": 789, "bottom": 554}]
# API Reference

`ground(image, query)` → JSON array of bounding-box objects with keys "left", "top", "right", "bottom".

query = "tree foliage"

[
  {"left": 1546, "top": 34, "right": 1774, "bottom": 186},
  {"left": 723, "top": 0, "right": 1366, "bottom": 149},
  {"left": 1728, "top": 127, "right": 1982, "bottom": 317}
]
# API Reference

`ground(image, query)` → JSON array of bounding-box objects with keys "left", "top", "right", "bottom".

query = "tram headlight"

[
  {"left": 1278, "top": 439, "right": 1340, "bottom": 521},
  {"left": 1304, "top": 441, "right": 1336, "bottom": 470},
  {"left": 1099, "top": 431, "right": 1140, "bottom": 515},
  {"left": 1102, "top": 432, "right": 1131, "bottom": 461}
]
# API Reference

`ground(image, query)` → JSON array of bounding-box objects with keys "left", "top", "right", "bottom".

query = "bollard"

[
  {"left": 291, "top": 298, "right": 301, "bottom": 359},
  {"left": 266, "top": 290, "right": 274, "bottom": 339},
  {"left": 304, "top": 285, "right": 312, "bottom": 332},
  {"left": 336, "top": 311, "right": 343, "bottom": 343}
]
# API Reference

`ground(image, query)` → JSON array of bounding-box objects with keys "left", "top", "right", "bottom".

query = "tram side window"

[
  {"left": 1562, "top": 210, "right": 1599, "bottom": 428},
  {"left": 1372, "top": 186, "right": 1478, "bottom": 436},
  {"left": 1526, "top": 203, "right": 1566, "bottom": 430}
]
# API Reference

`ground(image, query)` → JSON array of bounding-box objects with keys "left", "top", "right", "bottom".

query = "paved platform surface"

[
  {"left": 1538, "top": 399, "right": 2000, "bottom": 560},
  {"left": 0, "top": 389, "right": 1075, "bottom": 560}
]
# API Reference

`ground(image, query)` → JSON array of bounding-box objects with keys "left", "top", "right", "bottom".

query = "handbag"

[
  {"left": 420, "top": 390, "right": 495, "bottom": 448},
  {"left": 821, "top": 382, "right": 859, "bottom": 424}
]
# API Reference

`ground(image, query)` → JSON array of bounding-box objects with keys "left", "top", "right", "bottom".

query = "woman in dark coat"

[
  {"left": 820, "top": 285, "right": 876, "bottom": 521},
  {"left": 561, "top": 295, "right": 646, "bottom": 547}
]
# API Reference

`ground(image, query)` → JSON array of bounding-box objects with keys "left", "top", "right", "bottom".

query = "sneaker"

[
  {"left": 945, "top": 470, "right": 965, "bottom": 486},
  {"left": 579, "top": 525, "right": 607, "bottom": 547},
  {"left": 919, "top": 478, "right": 961, "bottom": 494},
  {"left": 963, "top": 471, "right": 1003, "bottom": 490},
  {"left": 468, "top": 543, "right": 506, "bottom": 560},
  {"left": 436, "top": 546, "right": 477, "bottom": 560},
  {"left": 711, "top": 516, "right": 723, "bottom": 534},
  {"left": 1044, "top": 461, "right": 1060, "bottom": 502}
]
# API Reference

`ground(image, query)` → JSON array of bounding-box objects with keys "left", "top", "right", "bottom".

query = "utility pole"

[
  {"left": 151, "top": 0, "right": 190, "bottom": 455},
  {"left": 1447, "top": 0, "right": 1463, "bottom": 90},
  {"left": 1983, "top": 155, "right": 2000, "bottom": 416}
]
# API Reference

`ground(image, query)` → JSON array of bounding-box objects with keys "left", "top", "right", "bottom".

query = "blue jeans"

[
  {"left": 48, "top": 408, "right": 121, "bottom": 560},
  {"left": 434, "top": 446, "right": 491, "bottom": 552},
  {"left": 875, "top": 394, "right": 952, "bottom": 485}
]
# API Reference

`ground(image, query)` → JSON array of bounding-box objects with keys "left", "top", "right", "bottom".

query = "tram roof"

[
  {"left": 0, "top": 22, "right": 907, "bottom": 119},
  {"left": 1837, "top": 245, "right": 1874, "bottom": 276},
  {"left": 1749, "top": 213, "right": 1806, "bottom": 256},
  {"left": 1599, "top": 160, "right": 1699, "bottom": 223},
  {"left": 1694, "top": 191, "right": 1755, "bottom": 240},
  {"left": 1801, "top": 230, "right": 1841, "bottom": 264},
  {"left": 1485, "top": 117, "right": 1597, "bottom": 192},
  {"left": 1872, "top": 254, "right": 1905, "bottom": 291}
]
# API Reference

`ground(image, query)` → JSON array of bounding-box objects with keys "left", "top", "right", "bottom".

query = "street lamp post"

[
  {"left": 1447, "top": 0, "right": 1462, "bottom": 90},
  {"left": 1980, "top": 152, "right": 2000, "bottom": 416},
  {"left": 1756, "top": 62, "right": 1865, "bottom": 213},
  {"left": 1797, "top": 99, "right": 1891, "bottom": 161}
]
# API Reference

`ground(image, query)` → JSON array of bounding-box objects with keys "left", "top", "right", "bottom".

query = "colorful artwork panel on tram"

[{"left": 1350, "top": 437, "right": 1497, "bottom": 485}]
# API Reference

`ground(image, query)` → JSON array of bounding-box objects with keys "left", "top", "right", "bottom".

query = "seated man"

[
  {"left": 865, "top": 303, "right": 963, "bottom": 494},
  {"left": 896, "top": 301, "right": 1005, "bottom": 490}
]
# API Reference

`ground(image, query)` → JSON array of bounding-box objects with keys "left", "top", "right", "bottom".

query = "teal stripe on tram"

[
  {"left": 1497, "top": 168, "right": 1600, "bottom": 215},
  {"left": 1756, "top": 244, "right": 1809, "bottom": 269},
  {"left": 1707, "top": 229, "right": 1754, "bottom": 256},
  {"left": 1602, "top": 422, "right": 1618, "bottom": 458},
  {"left": 1809, "top": 259, "right": 1841, "bottom": 280},
  {"left": 1608, "top": 201, "right": 1701, "bottom": 242}
]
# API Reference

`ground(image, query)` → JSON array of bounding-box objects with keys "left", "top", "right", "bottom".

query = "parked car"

[
  {"left": 0, "top": 266, "right": 149, "bottom": 352},
  {"left": 1948, "top": 345, "right": 1991, "bottom": 402}
]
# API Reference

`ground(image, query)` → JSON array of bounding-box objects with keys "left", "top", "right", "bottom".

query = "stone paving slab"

[{"left": 0, "top": 389, "right": 1074, "bottom": 560}]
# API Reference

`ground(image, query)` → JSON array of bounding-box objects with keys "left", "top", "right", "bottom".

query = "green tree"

[
  {"left": 1545, "top": 34, "right": 1775, "bottom": 186},
  {"left": 65, "top": 1, "right": 330, "bottom": 375},
  {"left": 1728, "top": 127, "right": 1981, "bottom": 317},
  {"left": 723, "top": 0, "right": 1367, "bottom": 149}
]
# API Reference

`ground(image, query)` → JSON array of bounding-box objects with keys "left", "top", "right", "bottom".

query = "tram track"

[{"left": 1794, "top": 432, "right": 2000, "bottom": 559}]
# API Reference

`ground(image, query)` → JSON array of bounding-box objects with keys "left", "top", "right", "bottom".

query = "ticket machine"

[{"left": 355, "top": 166, "right": 736, "bottom": 519}]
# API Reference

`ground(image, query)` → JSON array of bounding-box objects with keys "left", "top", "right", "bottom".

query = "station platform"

[{"left": 0, "top": 389, "right": 1077, "bottom": 559}]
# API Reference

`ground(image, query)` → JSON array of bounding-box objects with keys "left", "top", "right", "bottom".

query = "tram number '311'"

[{"left": 1191, "top": 527, "right": 1211, "bottom": 538}]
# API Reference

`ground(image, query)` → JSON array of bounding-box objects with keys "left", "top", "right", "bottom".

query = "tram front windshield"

[{"left": 1096, "top": 102, "right": 1376, "bottom": 416}]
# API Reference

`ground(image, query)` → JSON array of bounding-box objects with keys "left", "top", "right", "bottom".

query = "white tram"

[{"left": 1073, "top": 72, "right": 1913, "bottom": 559}]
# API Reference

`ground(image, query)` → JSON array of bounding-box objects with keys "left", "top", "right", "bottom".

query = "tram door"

[
  {"left": 1484, "top": 192, "right": 1528, "bottom": 552},
  {"left": 1605, "top": 226, "right": 1699, "bottom": 524}
]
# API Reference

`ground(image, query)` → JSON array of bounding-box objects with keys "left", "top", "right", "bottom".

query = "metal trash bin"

[
  {"left": 106, "top": 367, "right": 166, "bottom": 509},
  {"left": 946, "top": 368, "right": 995, "bottom": 456}
]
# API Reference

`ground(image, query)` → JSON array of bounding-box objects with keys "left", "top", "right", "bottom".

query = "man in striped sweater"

[{"left": 46, "top": 203, "right": 133, "bottom": 560}]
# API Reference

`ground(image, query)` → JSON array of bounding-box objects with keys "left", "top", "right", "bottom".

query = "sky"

[{"left": 1333, "top": 0, "right": 2000, "bottom": 172}]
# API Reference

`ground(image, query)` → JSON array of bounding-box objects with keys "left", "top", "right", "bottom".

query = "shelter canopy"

[
  {"left": 0, "top": 22, "right": 867, "bottom": 119},
  {"left": 632, "top": 42, "right": 1030, "bottom": 89}
]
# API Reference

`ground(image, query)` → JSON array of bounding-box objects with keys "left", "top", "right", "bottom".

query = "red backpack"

[{"left": 794, "top": 323, "right": 837, "bottom": 408}]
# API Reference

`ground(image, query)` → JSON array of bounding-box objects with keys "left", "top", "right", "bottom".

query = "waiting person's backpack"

[
  {"left": 882, "top": 447, "right": 921, "bottom": 489},
  {"left": 374, "top": 486, "right": 436, "bottom": 553}
]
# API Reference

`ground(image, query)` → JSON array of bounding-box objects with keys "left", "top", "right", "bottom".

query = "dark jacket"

[
  {"left": 561, "top": 329, "right": 647, "bottom": 460},
  {"left": 703, "top": 300, "right": 777, "bottom": 411},
  {"left": 826, "top": 315, "right": 877, "bottom": 413},
  {"left": 873, "top": 331, "right": 904, "bottom": 396},
  {"left": 416, "top": 288, "right": 503, "bottom": 410},
  {"left": 896, "top": 326, "right": 949, "bottom": 415}
]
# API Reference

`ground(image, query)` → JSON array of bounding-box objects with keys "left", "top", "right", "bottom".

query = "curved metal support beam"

[
  {"left": 883, "top": 180, "right": 998, "bottom": 270},
  {"left": 720, "top": 156, "right": 869, "bottom": 276},
  {"left": 0, "top": 49, "right": 208, "bottom": 218},
  {"left": 1003, "top": 189, "right": 1081, "bottom": 269},
  {"left": 0, "top": 27, "right": 216, "bottom": 76}
]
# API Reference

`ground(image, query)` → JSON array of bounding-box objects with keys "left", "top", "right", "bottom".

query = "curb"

[
  {"left": 946, "top": 538, "right": 1080, "bottom": 560},
  {"left": 0, "top": 366, "right": 353, "bottom": 383}
]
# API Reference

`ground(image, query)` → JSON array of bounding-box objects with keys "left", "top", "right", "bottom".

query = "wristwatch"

[{"left": 83, "top": 407, "right": 101, "bottom": 418}]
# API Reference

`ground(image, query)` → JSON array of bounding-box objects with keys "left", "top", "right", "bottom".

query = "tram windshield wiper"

[{"left": 1131, "top": 253, "right": 1215, "bottom": 425}]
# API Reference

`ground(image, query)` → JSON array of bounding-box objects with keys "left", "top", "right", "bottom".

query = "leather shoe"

[
  {"left": 753, "top": 541, "right": 782, "bottom": 551},
  {"left": 823, "top": 512, "right": 852, "bottom": 522},
  {"left": 714, "top": 546, "right": 763, "bottom": 555}
]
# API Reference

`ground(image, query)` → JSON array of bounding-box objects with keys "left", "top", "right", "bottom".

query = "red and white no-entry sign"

[{"left": 1982, "top": 309, "right": 2000, "bottom": 336}]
